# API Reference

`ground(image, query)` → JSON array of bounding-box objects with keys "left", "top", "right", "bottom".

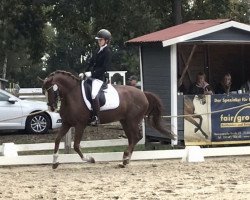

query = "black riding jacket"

[{"left": 87, "top": 46, "right": 112, "bottom": 81}]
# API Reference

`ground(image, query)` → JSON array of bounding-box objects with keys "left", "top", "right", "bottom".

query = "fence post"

[
  {"left": 2, "top": 143, "right": 18, "bottom": 157},
  {"left": 64, "top": 128, "right": 72, "bottom": 154}
]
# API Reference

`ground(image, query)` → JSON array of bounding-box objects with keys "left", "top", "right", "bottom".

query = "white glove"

[
  {"left": 79, "top": 73, "right": 84, "bottom": 79},
  {"left": 85, "top": 71, "right": 92, "bottom": 78}
]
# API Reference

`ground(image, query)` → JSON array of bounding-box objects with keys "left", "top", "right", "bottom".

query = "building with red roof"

[{"left": 127, "top": 19, "right": 250, "bottom": 143}]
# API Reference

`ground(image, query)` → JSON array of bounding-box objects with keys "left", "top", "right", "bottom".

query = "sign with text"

[
  {"left": 211, "top": 94, "right": 250, "bottom": 142},
  {"left": 184, "top": 95, "right": 211, "bottom": 146},
  {"left": 184, "top": 94, "right": 250, "bottom": 145}
]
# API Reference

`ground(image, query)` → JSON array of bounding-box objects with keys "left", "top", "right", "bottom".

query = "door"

[{"left": 0, "top": 91, "right": 23, "bottom": 129}]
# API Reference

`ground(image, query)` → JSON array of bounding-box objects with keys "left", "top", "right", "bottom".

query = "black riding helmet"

[{"left": 95, "top": 29, "right": 111, "bottom": 41}]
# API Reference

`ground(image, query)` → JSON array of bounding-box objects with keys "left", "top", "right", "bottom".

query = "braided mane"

[{"left": 48, "top": 70, "right": 81, "bottom": 82}]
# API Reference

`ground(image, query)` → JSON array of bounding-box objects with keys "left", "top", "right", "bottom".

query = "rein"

[
  {"left": 44, "top": 73, "right": 81, "bottom": 111},
  {"left": 45, "top": 85, "right": 53, "bottom": 91}
]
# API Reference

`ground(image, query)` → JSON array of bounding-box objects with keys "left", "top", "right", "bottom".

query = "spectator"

[
  {"left": 128, "top": 75, "right": 138, "bottom": 87},
  {"left": 215, "top": 73, "right": 233, "bottom": 94},
  {"left": 241, "top": 73, "right": 250, "bottom": 93},
  {"left": 13, "top": 81, "right": 20, "bottom": 97},
  {"left": 189, "top": 72, "right": 213, "bottom": 95}
]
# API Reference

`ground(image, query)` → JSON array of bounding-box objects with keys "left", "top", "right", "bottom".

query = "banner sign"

[
  {"left": 211, "top": 94, "right": 250, "bottom": 142},
  {"left": 184, "top": 94, "right": 250, "bottom": 145}
]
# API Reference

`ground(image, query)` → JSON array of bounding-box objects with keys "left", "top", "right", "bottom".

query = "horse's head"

[
  {"left": 41, "top": 76, "right": 59, "bottom": 112},
  {"left": 39, "top": 70, "right": 81, "bottom": 112},
  {"left": 195, "top": 94, "right": 206, "bottom": 105}
]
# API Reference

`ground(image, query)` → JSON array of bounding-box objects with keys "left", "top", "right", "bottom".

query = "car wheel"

[{"left": 26, "top": 113, "right": 51, "bottom": 134}]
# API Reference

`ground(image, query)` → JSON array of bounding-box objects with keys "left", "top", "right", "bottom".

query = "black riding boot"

[{"left": 90, "top": 97, "right": 100, "bottom": 126}]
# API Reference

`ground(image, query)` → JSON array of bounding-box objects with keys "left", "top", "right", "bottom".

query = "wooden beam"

[{"left": 178, "top": 45, "right": 197, "bottom": 87}]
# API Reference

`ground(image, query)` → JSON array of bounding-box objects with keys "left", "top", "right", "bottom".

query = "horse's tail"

[{"left": 144, "top": 91, "right": 176, "bottom": 140}]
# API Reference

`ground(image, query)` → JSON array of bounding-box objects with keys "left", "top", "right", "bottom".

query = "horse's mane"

[{"left": 48, "top": 70, "right": 81, "bottom": 82}]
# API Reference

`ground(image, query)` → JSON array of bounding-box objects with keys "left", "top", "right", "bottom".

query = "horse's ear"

[{"left": 37, "top": 76, "right": 44, "bottom": 83}]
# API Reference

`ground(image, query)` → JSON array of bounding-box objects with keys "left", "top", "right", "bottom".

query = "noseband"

[{"left": 44, "top": 84, "right": 60, "bottom": 111}]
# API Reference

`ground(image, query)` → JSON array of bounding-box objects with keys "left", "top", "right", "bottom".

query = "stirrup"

[{"left": 90, "top": 116, "right": 100, "bottom": 126}]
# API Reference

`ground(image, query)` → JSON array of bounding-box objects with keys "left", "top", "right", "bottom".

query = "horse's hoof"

[
  {"left": 123, "top": 159, "right": 130, "bottom": 166},
  {"left": 118, "top": 164, "right": 126, "bottom": 168},
  {"left": 88, "top": 157, "right": 95, "bottom": 163},
  {"left": 52, "top": 162, "right": 59, "bottom": 169}
]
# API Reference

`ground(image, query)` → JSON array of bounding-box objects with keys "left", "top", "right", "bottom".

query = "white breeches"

[{"left": 91, "top": 79, "right": 103, "bottom": 99}]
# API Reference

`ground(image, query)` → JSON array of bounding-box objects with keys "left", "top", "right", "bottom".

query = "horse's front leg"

[
  {"left": 73, "top": 124, "right": 95, "bottom": 163},
  {"left": 53, "top": 123, "right": 70, "bottom": 169},
  {"left": 193, "top": 115, "right": 208, "bottom": 139}
]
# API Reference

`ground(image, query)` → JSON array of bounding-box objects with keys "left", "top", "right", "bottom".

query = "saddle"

[
  {"left": 84, "top": 78, "right": 106, "bottom": 107},
  {"left": 81, "top": 79, "right": 120, "bottom": 111}
]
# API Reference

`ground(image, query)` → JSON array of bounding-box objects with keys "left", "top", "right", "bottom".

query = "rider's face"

[{"left": 98, "top": 38, "right": 106, "bottom": 47}]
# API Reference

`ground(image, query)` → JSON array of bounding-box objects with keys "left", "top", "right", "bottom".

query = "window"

[{"left": 0, "top": 92, "right": 9, "bottom": 101}]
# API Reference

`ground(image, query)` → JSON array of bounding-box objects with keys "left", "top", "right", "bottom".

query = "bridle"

[
  {"left": 44, "top": 84, "right": 60, "bottom": 112},
  {"left": 42, "top": 72, "right": 80, "bottom": 111}
]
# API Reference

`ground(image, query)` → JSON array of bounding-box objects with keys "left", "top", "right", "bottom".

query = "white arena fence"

[
  {"left": 1, "top": 139, "right": 250, "bottom": 166},
  {"left": 1, "top": 87, "right": 250, "bottom": 165}
]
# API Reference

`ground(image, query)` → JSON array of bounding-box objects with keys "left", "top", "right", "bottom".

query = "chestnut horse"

[{"left": 42, "top": 70, "right": 175, "bottom": 169}]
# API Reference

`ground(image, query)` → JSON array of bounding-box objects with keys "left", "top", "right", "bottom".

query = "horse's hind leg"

[
  {"left": 185, "top": 116, "right": 208, "bottom": 139},
  {"left": 193, "top": 114, "right": 203, "bottom": 133},
  {"left": 73, "top": 124, "right": 95, "bottom": 163},
  {"left": 193, "top": 115, "right": 208, "bottom": 139},
  {"left": 52, "top": 123, "right": 70, "bottom": 169},
  {"left": 185, "top": 116, "right": 201, "bottom": 132},
  {"left": 120, "top": 119, "right": 142, "bottom": 166}
]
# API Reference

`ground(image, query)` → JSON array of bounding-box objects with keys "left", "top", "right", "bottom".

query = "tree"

[
  {"left": 0, "top": 0, "right": 46, "bottom": 82},
  {"left": 2, "top": 0, "right": 249, "bottom": 86},
  {"left": 173, "top": 0, "right": 182, "bottom": 24},
  {"left": 44, "top": 0, "right": 165, "bottom": 78},
  {"left": 44, "top": 0, "right": 93, "bottom": 74},
  {"left": 182, "top": 0, "right": 250, "bottom": 23}
]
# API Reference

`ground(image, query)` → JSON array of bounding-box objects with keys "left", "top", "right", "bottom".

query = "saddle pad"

[
  {"left": 81, "top": 80, "right": 120, "bottom": 111},
  {"left": 83, "top": 79, "right": 106, "bottom": 107}
]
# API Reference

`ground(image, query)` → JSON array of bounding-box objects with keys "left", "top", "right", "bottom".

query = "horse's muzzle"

[{"left": 47, "top": 103, "right": 56, "bottom": 112}]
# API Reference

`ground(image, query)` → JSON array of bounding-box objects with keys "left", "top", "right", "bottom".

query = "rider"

[{"left": 85, "top": 29, "right": 112, "bottom": 126}]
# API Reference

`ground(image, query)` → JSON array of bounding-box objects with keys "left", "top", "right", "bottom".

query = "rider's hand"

[
  {"left": 79, "top": 73, "right": 84, "bottom": 79},
  {"left": 85, "top": 71, "right": 92, "bottom": 78}
]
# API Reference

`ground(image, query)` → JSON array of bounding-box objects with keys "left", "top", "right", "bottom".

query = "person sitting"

[
  {"left": 241, "top": 74, "right": 250, "bottom": 93},
  {"left": 215, "top": 73, "right": 233, "bottom": 94},
  {"left": 188, "top": 72, "right": 213, "bottom": 95},
  {"left": 128, "top": 75, "right": 140, "bottom": 89}
]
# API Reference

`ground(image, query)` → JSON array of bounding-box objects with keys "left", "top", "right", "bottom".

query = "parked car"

[{"left": 0, "top": 89, "right": 62, "bottom": 134}]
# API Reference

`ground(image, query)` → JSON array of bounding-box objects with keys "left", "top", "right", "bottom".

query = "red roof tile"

[{"left": 127, "top": 19, "right": 230, "bottom": 43}]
